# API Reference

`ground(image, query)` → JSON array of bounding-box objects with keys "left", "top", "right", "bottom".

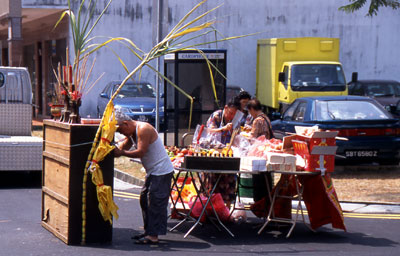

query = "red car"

[{"left": 348, "top": 79, "right": 400, "bottom": 118}]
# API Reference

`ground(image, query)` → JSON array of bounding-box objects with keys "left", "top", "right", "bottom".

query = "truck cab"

[
  {"left": 278, "top": 61, "right": 347, "bottom": 111},
  {"left": 256, "top": 37, "right": 349, "bottom": 115}
]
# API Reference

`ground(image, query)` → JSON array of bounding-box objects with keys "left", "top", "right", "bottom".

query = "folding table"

[
  {"left": 257, "top": 170, "right": 320, "bottom": 238},
  {"left": 169, "top": 168, "right": 238, "bottom": 238},
  {"left": 170, "top": 167, "right": 274, "bottom": 238}
]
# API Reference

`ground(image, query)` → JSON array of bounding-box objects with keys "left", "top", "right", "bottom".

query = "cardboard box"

[
  {"left": 292, "top": 139, "right": 338, "bottom": 173},
  {"left": 295, "top": 126, "right": 338, "bottom": 149},
  {"left": 240, "top": 156, "right": 267, "bottom": 172},
  {"left": 292, "top": 126, "right": 339, "bottom": 173},
  {"left": 267, "top": 162, "right": 296, "bottom": 172},
  {"left": 265, "top": 152, "right": 297, "bottom": 172}
]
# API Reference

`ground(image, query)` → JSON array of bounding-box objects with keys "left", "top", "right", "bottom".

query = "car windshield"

[
  {"left": 116, "top": 83, "right": 156, "bottom": 98},
  {"left": 315, "top": 100, "right": 390, "bottom": 120},
  {"left": 291, "top": 64, "right": 346, "bottom": 86},
  {"left": 365, "top": 82, "right": 400, "bottom": 97}
]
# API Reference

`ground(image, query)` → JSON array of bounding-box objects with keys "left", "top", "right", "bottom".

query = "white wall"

[{"left": 64, "top": 0, "right": 400, "bottom": 117}]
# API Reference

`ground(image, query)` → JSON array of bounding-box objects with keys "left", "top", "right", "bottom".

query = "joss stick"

[
  {"left": 66, "top": 47, "right": 69, "bottom": 67},
  {"left": 74, "top": 50, "right": 80, "bottom": 91},
  {"left": 65, "top": 65, "right": 69, "bottom": 91},
  {"left": 69, "top": 65, "right": 73, "bottom": 90},
  {"left": 58, "top": 66, "right": 69, "bottom": 93},
  {"left": 62, "top": 65, "right": 66, "bottom": 84},
  {"left": 77, "top": 55, "right": 88, "bottom": 92},
  {"left": 84, "top": 72, "right": 105, "bottom": 95},
  {"left": 81, "top": 57, "right": 96, "bottom": 93},
  {"left": 52, "top": 66, "right": 61, "bottom": 103},
  {"left": 57, "top": 62, "right": 62, "bottom": 102},
  {"left": 66, "top": 47, "right": 70, "bottom": 91}
]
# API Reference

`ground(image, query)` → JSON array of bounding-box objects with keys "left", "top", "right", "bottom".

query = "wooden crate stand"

[{"left": 41, "top": 120, "right": 114, "bottom": 245}]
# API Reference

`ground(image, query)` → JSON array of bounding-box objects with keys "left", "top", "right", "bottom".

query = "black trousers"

[
  {"left": 252, "top": 172, "right": 273, "bottom": 203},
  {"left": 140, "top": 172, "right": 173, "bottom": 236}
]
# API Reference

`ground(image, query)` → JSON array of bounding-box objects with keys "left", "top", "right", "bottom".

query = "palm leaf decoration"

[
  {"left": 339, "top": 0, "right": 400, "bottom": 16},
  {"left": 55, "top": 0, "right": 253, "bottom": 244}
]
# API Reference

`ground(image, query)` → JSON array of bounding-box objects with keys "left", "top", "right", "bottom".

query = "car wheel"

[{"left": 379, "top": 159, "right": 400, "bottom": 166}]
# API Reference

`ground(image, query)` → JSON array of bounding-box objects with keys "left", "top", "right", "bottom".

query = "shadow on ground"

[{"left": 0, "top": 171, "right": 41, "bottom": 188}]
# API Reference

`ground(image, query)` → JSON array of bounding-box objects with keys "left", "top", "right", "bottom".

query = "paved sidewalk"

[
  {"left": 114, "top": 168, "right": 400, "bottom": 214},
  {"left": 340, "top": 201, "right": 400, "bottom": 214}
]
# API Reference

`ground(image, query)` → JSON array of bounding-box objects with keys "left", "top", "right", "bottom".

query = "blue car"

[
  {"left": 271, "top": 96, "right": 400, "bottom": 165},
  {"left": 97, "top": 81, "right": 164, "bottom": 127}
]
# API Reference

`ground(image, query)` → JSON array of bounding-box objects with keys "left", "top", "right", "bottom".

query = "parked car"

[
  {"left": 271, "top": 96, "right": 400, "bottom": 165},
  {"left": 348, "top": 79, "right": 400, "bottom": 117},
  {"left": 97, "top": 81, "right": 164, "bottom": 127}
]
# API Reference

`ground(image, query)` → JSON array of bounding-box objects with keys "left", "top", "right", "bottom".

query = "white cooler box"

[{"left": 0, "top": 136, "right": 43, "bottom": 171}]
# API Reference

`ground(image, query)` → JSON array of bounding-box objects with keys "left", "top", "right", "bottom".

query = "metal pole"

[{"left": 155, "top": 0, "right": 162, "bottom": 131}]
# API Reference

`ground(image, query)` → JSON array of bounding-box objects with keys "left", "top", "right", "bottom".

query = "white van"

[{"left": 0, "top": 66, "right": 42, "bottom": 171}]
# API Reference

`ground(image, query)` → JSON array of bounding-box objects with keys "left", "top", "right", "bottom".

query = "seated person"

[
  {"left": 206, "top": 100, "right": 240, "bottom": 145},
  {"left": 233, "top": 91, "right": 253, "bottom": 127},
  {"left": 246, "top": 98, "right": 274, "bottom": 203},
  {"left": 203, "top": 100, "right": 240, "bottom": 205},
  {"left": 247, "top": 99, "right": 273, "bottom": 139}
]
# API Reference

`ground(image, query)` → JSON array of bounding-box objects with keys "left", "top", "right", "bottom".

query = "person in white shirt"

[{"left": 114, "top": 110, "right": 173, "bottom": 245}]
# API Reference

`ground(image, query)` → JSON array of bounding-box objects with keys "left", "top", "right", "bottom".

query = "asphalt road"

[{"left": 1, "top": 172, "right": 400, "bottom": 256}]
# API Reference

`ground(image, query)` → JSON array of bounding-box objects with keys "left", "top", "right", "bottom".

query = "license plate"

[
  {"left": 137, "top": 115, "right": 148, "bottom": 122},
  {"left": 345, "top": 150, "right": 378, "bottom": 158}
]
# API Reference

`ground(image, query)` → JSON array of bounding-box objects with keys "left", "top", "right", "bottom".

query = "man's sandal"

[
  {"left": 134, "top": 237, "right": 159, "bottom": 245},
  {"left": 131, "top": 233, "right": 146, "bottom": 240}
]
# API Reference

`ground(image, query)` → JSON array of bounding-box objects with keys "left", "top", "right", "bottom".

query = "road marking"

[
  {"left": 289, "top": 209, "right": 400, "bottom": 220},
  {"left": 343, "top": 212, "right": 400, "bottom": 219},
  {"left": 114, "top": 191, "right": 140, "bottom": 199},
  {"left": 114, "top": 190, "right": 140, "bottom": 197}
]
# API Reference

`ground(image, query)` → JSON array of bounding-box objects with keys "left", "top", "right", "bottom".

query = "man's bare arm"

[
  {"left": 115, "top": 124, "right": 153, "bottom": 158},
  {"left": 118, "top": 136, "right": 133, "bottom": 150}
]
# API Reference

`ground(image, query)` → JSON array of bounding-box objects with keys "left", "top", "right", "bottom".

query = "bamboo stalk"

[
  {"left": 51, "top": 67, "right": 61, "bottom": 103},
  {"left": 81, "top": 57, "right": 96, "bottom": 93},
  {"left": 81, "top": 59, "right": 148, "bottom": 245},
  {"left": 74, "top": 50, "right": 80, "bottom": 90},
  {"left": 78, "top": 55, "right": 89, "bottom": 92},
  {"left": 66, "top": 46, "right": 69, "bottom": 69},
  {"left": 83, "top": 72, "right": 105, "bottom": 95},
  {"left": 78, "top": 0, "right": 247, "bottom": 244},
  {"left": 57, "top": 63, "right": 62, "bottom": 102}
]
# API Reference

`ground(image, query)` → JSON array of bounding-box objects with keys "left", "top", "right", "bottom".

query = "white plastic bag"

[{"left": 230, "top": 201, "right": 247, "bottom": 224}]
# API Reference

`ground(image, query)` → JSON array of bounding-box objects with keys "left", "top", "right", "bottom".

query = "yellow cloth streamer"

[
  {"left": 90, "top": 102, "right": 119, "bottom": 224},
  {"left": 91, "top": 164, "right": 119, "bottom": 224}
]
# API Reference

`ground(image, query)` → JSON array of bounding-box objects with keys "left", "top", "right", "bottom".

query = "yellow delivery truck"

[{"left": 256, "top": 37, "right": 348, "bottom": 114}]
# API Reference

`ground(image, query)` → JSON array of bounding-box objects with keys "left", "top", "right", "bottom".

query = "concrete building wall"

[
  {"left": 68, "top": 0, "right": 156, "bottom": 117},
  {"left": 35, "top": 0, "right": 400, "bottom": 117}
]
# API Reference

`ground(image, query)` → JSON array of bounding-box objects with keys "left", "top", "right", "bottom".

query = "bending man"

[{"left": 114, "top": 110, "right": 173, "bottom": 245}]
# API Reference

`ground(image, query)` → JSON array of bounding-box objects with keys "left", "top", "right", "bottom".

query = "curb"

[{"left": 114, "top": 168, "right": 144, "bottom": 187}]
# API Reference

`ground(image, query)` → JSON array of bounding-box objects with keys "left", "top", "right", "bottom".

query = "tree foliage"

[{"left": 339, "top": 0, "right": 400, "bottom": 16}]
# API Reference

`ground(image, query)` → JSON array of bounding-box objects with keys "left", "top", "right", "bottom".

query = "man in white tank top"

[{"left": 114, "top": 110, "right": 173, "bottom": 244}]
